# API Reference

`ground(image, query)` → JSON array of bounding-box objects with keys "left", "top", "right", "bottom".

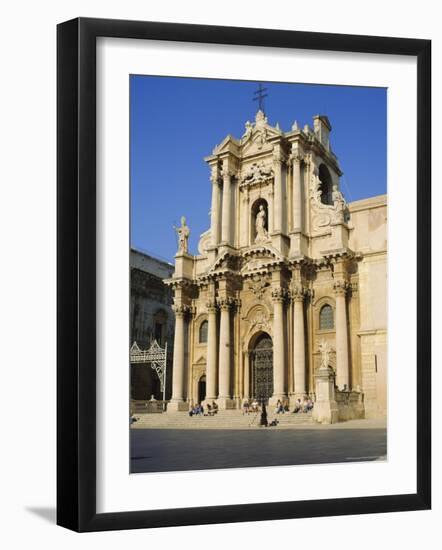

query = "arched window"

[
  {"left": 319, "top": 164, "right": 333, "bottom": 206},
  {"left": 319, "top": 304, "right": 334, "bottom": 330},
  {"left": 199, "top": 320, "right": 208, "bottom": 343}
]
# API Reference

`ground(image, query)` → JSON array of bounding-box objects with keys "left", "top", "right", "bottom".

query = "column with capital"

[
  {"left": 291, "top": 145, "right": 303, "bottom": 232},
  {"left": 205, "top": 300, "right": 218, "bottom": 403},
  {"left": 270, "top": 287, "right": 286, "bottom": 406},
  {"left": 220, "top": 161, "right": 233, "bottom": 246},
  {"left": 241, "top": 188, "right": 250, "bottom": 247},
  {"left": 272, "top": 145, "right": 283, "bottom": 235},
  {"left": 334, "top": 280, "right": 350, "bottom": 389},
  {"left": 217, "top": 297, "right": 232, "bottom": 408},
  {"left": 168, "top": 304, "right": 189, "bottom": 412},
  {"left": 210, "top": 165, "right": 221, "bottom": 246},
  {"left": 289, "top": 144, "right": 305, "bottom": 257},
  {"left": 292, "top": 285, "right": 306, "bottom": 404}
]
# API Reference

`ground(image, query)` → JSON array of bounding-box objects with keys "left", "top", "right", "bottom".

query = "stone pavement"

[{"left": 130, "top": 418, "right": 387, "bottom": 473}]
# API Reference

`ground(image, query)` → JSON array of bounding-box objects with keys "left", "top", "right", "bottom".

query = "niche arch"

[
  {"left": 250, "top": 197, "right": 270, "bottom": 244},
  {"left": 318, "top": 164, "right": 333, "bottom": 206}
]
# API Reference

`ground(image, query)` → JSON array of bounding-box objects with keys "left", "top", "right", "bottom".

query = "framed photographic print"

[{"left": 57, "top": 17, "right": 431, "bottom": 532}]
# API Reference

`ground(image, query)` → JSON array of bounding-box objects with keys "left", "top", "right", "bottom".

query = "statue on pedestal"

[
  {"left": 174, "top": 216, "right": 190, "bottom": 253},
  {"left": 318, "top": 339, "right": 333, "bottom": 368},
  {"left": 332, "top": 184, "right": 346, "bottom": 222}
]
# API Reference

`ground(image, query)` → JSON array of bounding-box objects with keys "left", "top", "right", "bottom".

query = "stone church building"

[{"left": 166, "top": 110, "right": 387, "bottom": 419}]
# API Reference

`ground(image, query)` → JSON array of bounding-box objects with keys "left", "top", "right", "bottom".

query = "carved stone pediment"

[
  {"left": 241, "top": 257, "right": 273, "bottom": 274},
  {"left": 240, "top": 246, "right": 282, "bottom": 275},
  {"left": 241, "top": 243, "right": 282, "bottom": 271},
  {"left": 209, "top": 252, "right": 243, "bottom": 273},
  {"left": 212, "top": 134, "right": 240, "bottom": 156},
  {"left": 240, "top": 110, "right": 283, "bottom": 156},
  {"left": 249, "top": 310, "right": 271, "bottom": 333},
  {"left": 247, "top": 273, "right": 271, "bottom": 299},
  {"left": 240, "top": 161, "right": 274, "bottom": 189},
  {"left": 242, "top": 303, "right": 272, "bottom": 339}
]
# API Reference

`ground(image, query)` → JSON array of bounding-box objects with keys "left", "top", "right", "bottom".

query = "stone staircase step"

[{"left": 132, "top": 410, "right": 314, "bottom": 429}]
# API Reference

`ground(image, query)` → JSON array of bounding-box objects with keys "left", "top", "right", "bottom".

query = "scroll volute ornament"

[{"left": 310, "top": 176, "right": 349, "bottom": 230}]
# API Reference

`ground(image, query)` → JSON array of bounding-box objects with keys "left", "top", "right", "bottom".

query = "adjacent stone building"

[
  {"left": 166, "top": 110, "right": 387, "bottom": 418},
  {"left": 130, "top": 248, "right": 175, "bottom": 400}
]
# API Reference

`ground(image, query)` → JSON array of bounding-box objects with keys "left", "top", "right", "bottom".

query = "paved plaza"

[{"left": 130, "top": 419, "right": 387, "bottom": 473}]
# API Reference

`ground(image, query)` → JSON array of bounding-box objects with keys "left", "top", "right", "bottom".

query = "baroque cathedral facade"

[{"left": 166, "top": 110, "right": 387, "bottom": 418}]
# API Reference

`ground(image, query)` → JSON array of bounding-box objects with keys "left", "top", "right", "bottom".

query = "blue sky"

[{"left": 130, "top": 76, "right": 386, "bottom": 262}]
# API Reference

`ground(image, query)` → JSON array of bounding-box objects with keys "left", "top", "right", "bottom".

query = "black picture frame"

[{"left": 57, "top": 17, "right": 431, "bottom": 532}]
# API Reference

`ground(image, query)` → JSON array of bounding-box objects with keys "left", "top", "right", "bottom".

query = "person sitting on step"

[
  {"left": 302, "top": 397, "right": 309, "bottom": 413},
  {"left": 243, "top": 399, "right": 250, "bottom": 415}
]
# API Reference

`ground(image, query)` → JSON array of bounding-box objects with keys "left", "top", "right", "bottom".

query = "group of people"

[
  {"left": 189, "top": 397, "right": 313, "bottom": 418},
  {"left": 242, "top": 399, "right": 260, "bottom": 414},
  {"left": 275, "top": 399, "right": 290, "bottom": 414},
  {"left": 188, "top": 401, "right": 219, "bottom": 417},
  {"left": 242, "top": 397, "right": 314, "bottom": 415},
  {"left": 293, "top": 397, "right": 314, "bottom": 414},
  {"left": 242, "top": 396, "right": 313, "bottom": 414}
]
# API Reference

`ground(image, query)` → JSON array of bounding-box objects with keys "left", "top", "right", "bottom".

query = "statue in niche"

[
  {"left": 255, "top": 204, "right": 269, "bottom": 243},
  {"left": 174, "top": 216, "right": 190, "bottom": 253}
]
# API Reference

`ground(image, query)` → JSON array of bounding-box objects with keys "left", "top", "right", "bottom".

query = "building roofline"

[
  {"left": 130, "top": 247, "right": 174, "bottom": 268},
  {"left": 348, "top": 193, "right": 387, "bottom": 212}
]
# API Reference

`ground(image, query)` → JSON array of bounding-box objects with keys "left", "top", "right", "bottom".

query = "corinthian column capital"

[
  {"left": 206, "top": 300, "right": 218, "bottom": 314},
  {"left": 221, "top": 157, "right": 237, "bottom": 179},
  {"left": 333, "top": 280, "right": 349, "bottom": 297},
  {"left": 210, "top": 163, "right": 221, "bottom": 184},
  {"left": 271, "top": 287, "right": 287, "bottom": 303},
  {"left": 272, "top": 145, "right": 287, "bottom": 164},
  {"left": 217, "top": 296, "right": 235, "bottom": 311},
  {"left": 290, "top": 143, "right": 304, "bottom": 163},
  {"left": 290, "top": 285, "right": 307, "bottom": 302},
  {"left": 173, "top": 304, "right": 192, "bottom": 318}
]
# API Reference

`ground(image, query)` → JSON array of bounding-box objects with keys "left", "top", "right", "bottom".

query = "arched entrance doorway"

[
  {"left": 198, "top": 375, "right": 206, "bottom": 404},
  {"left": 251, "top": 334, "right": 273, "bottom": 404}
]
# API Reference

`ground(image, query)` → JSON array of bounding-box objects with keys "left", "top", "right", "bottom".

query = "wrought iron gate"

[
  {"left": 130, "top": 340, "right": 168, "bottom": 408},
  {"left": 252, "top": 336, "right": 273, "bottom": 404}
]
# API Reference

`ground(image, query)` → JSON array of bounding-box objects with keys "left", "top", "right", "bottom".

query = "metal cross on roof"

[{"left": 253, "top": 82, "right": 268, "bottom": 113}]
